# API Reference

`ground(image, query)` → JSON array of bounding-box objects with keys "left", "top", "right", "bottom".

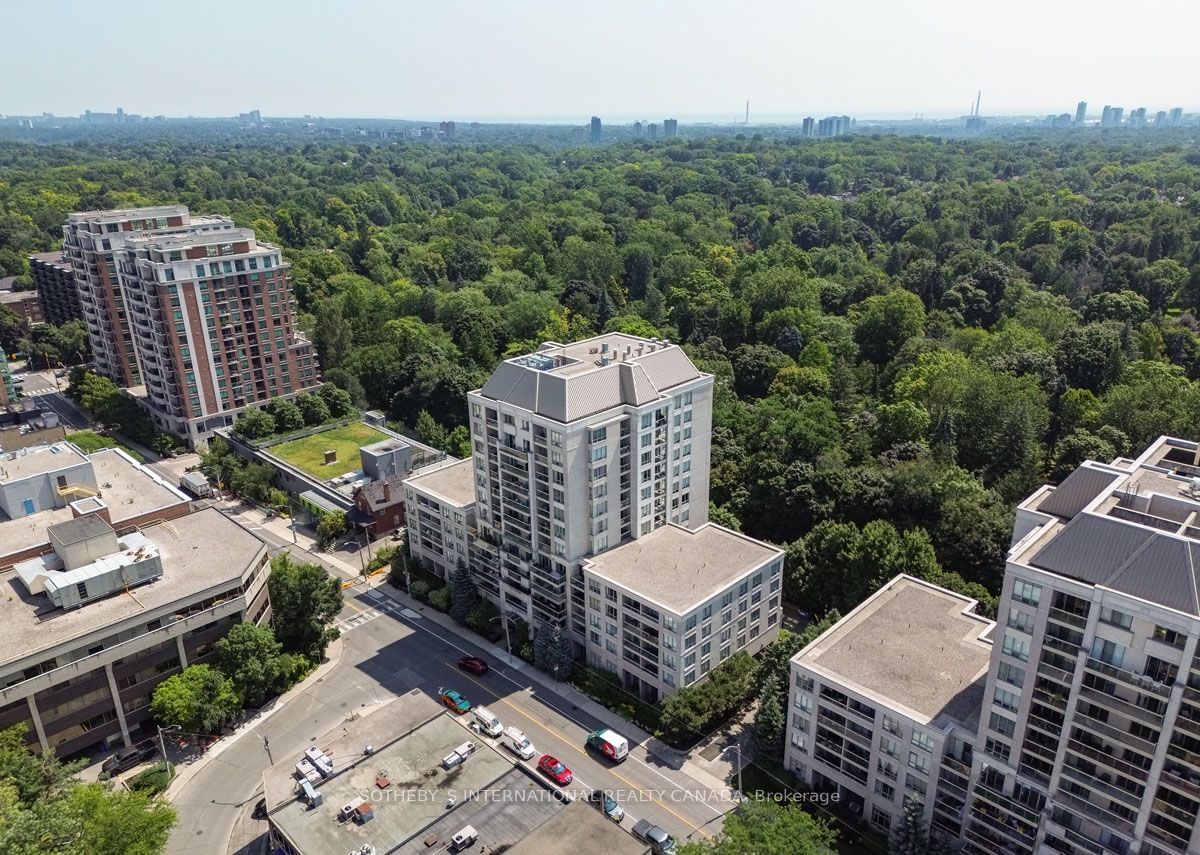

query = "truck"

[
  {"left": 586, "top": 728, "right": 629, "bottom": 762},
  {"left": 500, "top": 726, "right": 534, "bottom": 760},
  {"left": 179, "top": 471, "right": 214, "bottom": 499},
  {"left": 632, "top": 819, "right": 677, "bottom": 854}
]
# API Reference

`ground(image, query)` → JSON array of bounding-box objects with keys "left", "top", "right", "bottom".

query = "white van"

[
  {"left": 501, "top": 726, "right": 535, "bottom": 760},
  {"left": 472, "top": 706, "right": 503, "bottom": 738},
  {"left": 586, "top": 728, "right": 630, "bottom": 762}
]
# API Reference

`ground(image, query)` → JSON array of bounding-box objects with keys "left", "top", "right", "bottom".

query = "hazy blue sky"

[{"left": 4, "top": 0, "right": 1196, "bottom": 120}]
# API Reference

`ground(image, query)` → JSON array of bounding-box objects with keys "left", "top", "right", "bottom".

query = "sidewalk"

[{"left": 162, "top": 635, "right": 347, "bottom": 802}]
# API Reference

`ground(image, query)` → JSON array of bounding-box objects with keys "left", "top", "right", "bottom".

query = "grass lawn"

[{"left": 270, "top": 421, "right": 387, "bottom": 480}]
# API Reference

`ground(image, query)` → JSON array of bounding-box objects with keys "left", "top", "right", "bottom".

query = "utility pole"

[{"left": 735, "top": 743, "right": 743, "bottom": 799}]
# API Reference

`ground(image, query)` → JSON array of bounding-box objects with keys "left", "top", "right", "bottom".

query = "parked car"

[
  {"left": 439, "top": 688, "right": 471, "bottom": 714},
  {"left": 632, "top": 819, "right": 677, "bottom": 854},
  {"left": 457, "top": 655, "right": 489, "bottom": 675},
  {"left": 588, "top": 789, "right": 625, "bottom": 822},
  {"left": 501, "top": 726, "right": 535, "bottom": 760},
  {"left": 537, "top": 754, "right": 573, "bottom": 785},
  {"left": 101, "top": 743, "right": 156, "bottom": 775}
]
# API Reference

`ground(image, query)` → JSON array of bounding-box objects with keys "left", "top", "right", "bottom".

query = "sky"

[{"left": 3, "top": 0, "right": 1198, "bottom": 121}]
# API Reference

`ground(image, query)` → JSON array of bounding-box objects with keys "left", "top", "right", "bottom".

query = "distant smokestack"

[
  {"left": 974, "top": 90, "right": 982, "bottom": 117},
  {"left": 745, "top": 100, "right": 750, "bottom": 124}
]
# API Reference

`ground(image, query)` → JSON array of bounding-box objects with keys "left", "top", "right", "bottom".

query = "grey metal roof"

[
  {"left": 1039, "top": 464, "right": 1124, "bottom": 518},
  {"left": 1030, "top": 512, "right": 1200, "bottom": 615},
  {"left": 47, "top": 514, "right": 115, "bottom": 546},
  {"left": 479, "top": 338, "right": 703, "bottom": 423}
]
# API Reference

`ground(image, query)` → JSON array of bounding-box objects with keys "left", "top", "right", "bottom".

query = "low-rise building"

[
  {"left": 580, "top": 522, "right": 784, "bottom": 700},
  {"left": 0, "top": 508, "right": 270, "bottom": 758},
  {"left": 402, "top": 458, "right": 476, "bottom": 579},
  {"left": 0, "top": 443, "right": 191, "bottom": 566},
  {"left": 0, "top": 289, "right": 44, "bottom": 326},
  {"left": 785, "top": 575, "right": 993, "bottom": 840}
]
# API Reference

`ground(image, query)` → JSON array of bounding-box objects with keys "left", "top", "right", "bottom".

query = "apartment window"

[
  {"left": 988, "top": 711, "right": 1016, "bottom": 738},
  {"left": 1002, "top": 633, "right": 1029, "bottom": 662},
  {"left": 984, "top": 737, "right": 1011, "bottom": 762},
  {"left": 796, "top": 694, "right": 811, "bottom": 713},
  {"left": 875, "top": 780, "right": 895, "bottom": 801},
  {"left": 993, "top": 687, "right": 1019, "bottom": 712},
  {"left": 880, "top": 736, "right": 899, "bottom": 758},
  {"left": 1007, "top": 608, "right": 1035, "bottom": 634},
  {"left": 790, "top": 731, "right": 807, "bottom": 751},
  {"left": 907, "top": 752, "right": 929, "bottom": 775},
  {"left": 1153, "top": 625, "right": 1186, "bottom": 649},
  {"left": 592, "top": 465, "right": 607, "bottom": 479},
  {"left": 590, "top": 427, "right": 607, "bottom": 443},
  {"left": 997, "top": 661, "right": 1025, "bottom": 687},
  {"left": 870, "top": 807, "right": 891, "bottom": 831},
  {"left": 905, "top": 774, "right": 927, "bottom": 796},
  {"left": 591, "top": 446, "right": 607, "bottom": 462},
  {"left": 1099, "top": 607, "right": 1133, "bottom": 630},
  {"left": 1090, "top": 637, "right": 1125, "bottom": 668},
  {"left": 1011, "top": 579, "right": 1041, "bottom": 607}
]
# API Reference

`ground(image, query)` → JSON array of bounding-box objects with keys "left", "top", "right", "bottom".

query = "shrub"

[
  {"left": 128, "top": 762, "right": 174, "bottom": 796},
  {"left": 409, "top": 580, "right": 431, "bottom": 601},
  {"left": 428, "top": 586, "right": 451, "bottom": 612}
]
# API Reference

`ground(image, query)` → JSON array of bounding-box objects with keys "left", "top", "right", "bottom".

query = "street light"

[
  {"left": 489, "top": 613, "right": 514, "bottom": 663},
  {"left": 157, "top": 724, "right": 181, "bottom": 765}
]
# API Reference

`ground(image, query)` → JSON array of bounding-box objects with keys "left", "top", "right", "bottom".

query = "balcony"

[
  {"left": 1078, "top": 684, "right": 1165, "bottom": 726},
  {"left": 1160, "top": 763, "right": 1200, "bottom": 799},
  {"left": 972, "top": 781, "right": 1043, "bottom": 825},
  {"left": 1057, "top": 763, "right": 1142, "bottom": 810},
  {"left": 1072, "top": 710, "right": 1157, "bottom": 755},
  {"left": 1085, "top": 657, "right": 1171, "bottom": 697},
  {"left": 1053, "top": 789, "right": 1136, "bottom": 836},
  {"left": 1048, "top": 606, "right": 1088, "bottom": 629}
]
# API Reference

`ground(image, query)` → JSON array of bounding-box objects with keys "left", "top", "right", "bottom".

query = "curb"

[{"left": 163, "top": 636, "right": 347, "bottom": 801}]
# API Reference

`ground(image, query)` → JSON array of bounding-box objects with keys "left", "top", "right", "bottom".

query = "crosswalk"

[
  {"left": 334, "top": 589, "right": 418, "bottom": 634},
  {"left": 335, "top": 606, "right": 384, "bottom": 633}
]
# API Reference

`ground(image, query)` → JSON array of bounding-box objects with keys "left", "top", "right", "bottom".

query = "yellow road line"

[{"left": 446, "top": 662, "right": 713, "bottom": 839}]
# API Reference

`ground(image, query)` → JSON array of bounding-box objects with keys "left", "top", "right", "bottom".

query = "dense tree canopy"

[{"left": 6, "top": 132, "right": 1200, "bottom": 620}]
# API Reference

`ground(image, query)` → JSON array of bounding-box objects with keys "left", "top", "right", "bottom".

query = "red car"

[
  {"left": 537, "top": 754, "right": 573, "bottom": 786},
  {"left": 457, "top": 655, "right": 489, "bottom": 675}
]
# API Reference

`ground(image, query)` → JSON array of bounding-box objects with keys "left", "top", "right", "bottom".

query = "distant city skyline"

[{"left": 3, "top": 0, "right": 1197, "bottom": 120}]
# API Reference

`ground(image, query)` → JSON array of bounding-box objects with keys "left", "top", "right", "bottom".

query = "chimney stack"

[{"left": 382, "top": 481, "right": 391, "bottom": 503}]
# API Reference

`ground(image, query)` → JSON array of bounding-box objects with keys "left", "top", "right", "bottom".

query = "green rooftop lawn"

[{"left": 270, "top": 421, "right": 386, "bottom": 480}]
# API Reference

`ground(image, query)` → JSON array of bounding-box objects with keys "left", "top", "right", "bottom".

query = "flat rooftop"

[
  {"left": 795, "top": 575, "right": 992, "bottom": 731},
  {"left": 266, "top": 692, "right": 523, "bottom": 855},
  {"left": 404, "top": 458, "right": 476, "bottom": 507},
  {"left": 0, "top": 442, "right": 89, "bottom": 483},
  {"left": 0, "top": 508, "right": 266, "bottom": 670},
  {"left": 505, "top": 799, "right": 645, "bottom": 855},
  {"left": 270, "top": 421, "right": 392, "bottom": 481},
  {"left": 583, "top": 522, "right": 782, "bottom": 615},
  {"left": 527, "top": 332, "right": 685, "bottom": 378}
]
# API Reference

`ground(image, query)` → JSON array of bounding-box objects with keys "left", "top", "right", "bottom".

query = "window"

[
  {"left": 1090, "top": 637, "right": 1125, "bottom": 668},
  {"left": 1099, "top": 607, "right": 1132, "bottom": 629},
  {"left": 984, "top": 737, "right": 1011, "bottom": 762},
  {"left": 590, "top": 427, "right": 607, "bottom": 443},
  {"left": 1154, "top": 625, "right": 1186, "bottom": 649},
  {"left": 880, "top": 736, "right": 899, "bottom": 757},
  {"left": 997, "top": 661, "right": 1025, "bottom": 687},
  {"left": 988, "top": 711, "right": 1016, "bottom": 738},
  {"left": 1002, "top": 633, "right": 1030, "bottom": 662},
  {"left": 994, "top": 687, "right": 1019, "bottom": 712},
  {"left": 790, "top": 731, "right": 807, "bottom": 751},
  {"left": 870, "top": 807, "right": 891, "bottom": 831},
  {"left": 911, "top": 731, "right": 934, "bottom": 752},
  {"left": 796, "top": 694, "right": 812, "bottom": 713},
  {"left": 1007, "top": 608, "right": 1035, "bottom": 634},
  {"left": 905, "top": 774, "right": 927, "bottom": 796},
  {"left": 875, "top": 780, "right": 895, "bottom": 800},
  {"left": 1011, "top": 579, "right": 1041, "bottom": 606},
  {"left": 907, "top": 752, "right": 930, "bottom": 774}
]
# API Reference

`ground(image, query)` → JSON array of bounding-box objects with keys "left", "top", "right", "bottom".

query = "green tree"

[
  {"left": 149, "top": 665, "right": 241, "bottom": 734},
  {"left": 232, "top": 408, "right": 276, "bottom": 441},
  {"left": 890, "top": 794, "right": 941, "bottom": 855},
  {"left": 316, "top": 382, "right": 355, "bottom": 418},
  {"left": 678, "top": 797, "right": 837, "bottom": 855},
  {"left": 215, "top": 623, "right": 297, "bottom": 707},
  {"left": 853, "top": 289, "right": 926, "bottom": 365},
  {"left": 449, "top": 559, "right": 478, "bottom": 624},
  {"left": 294, "top": 393, "right": 331, "bottom": 427},
  {"left": 264, "top": 398, "right": 305, "bottom": 434},
  {"left": 315, "top": 510, "right": 347, "bottom": 550},
  {"left": 751, "top": 672, "right": 785, "bottom": 763},
  {"left": 268, "top": 554, "right": 344, "bottom": 661}
]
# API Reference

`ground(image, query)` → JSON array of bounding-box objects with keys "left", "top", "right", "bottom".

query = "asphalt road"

[
  {"left": 167, "top": 516, "right": 731, "bottom": 854},
  {"left": 27, "top": 389, "right": 90, "bottom": 428}
]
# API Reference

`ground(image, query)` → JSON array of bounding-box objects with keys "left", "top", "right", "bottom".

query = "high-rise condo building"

[
  {"left": 63, "top": 206, "right": 233, "bottom": 387},
  {"left": 590, "top": 116, "right": 603, "bottom": 144},
  {"left": 113, "top": 226, "right": 319, "bottom": 443},
  {"left": 1169, "top": 107, "right": 1184, "bottom": 127},
  {"left": 466, "top": 334, "right": 713, "bottom": 638},
  {"left": 787, "top": 435, "right": 1200, "bottom": 855},
  {"left": 663, "top": 118, "right": 678, "bottom": 138},
  {"left": 1075, "top": 101, "right": 1088, "bottom": 125}
]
